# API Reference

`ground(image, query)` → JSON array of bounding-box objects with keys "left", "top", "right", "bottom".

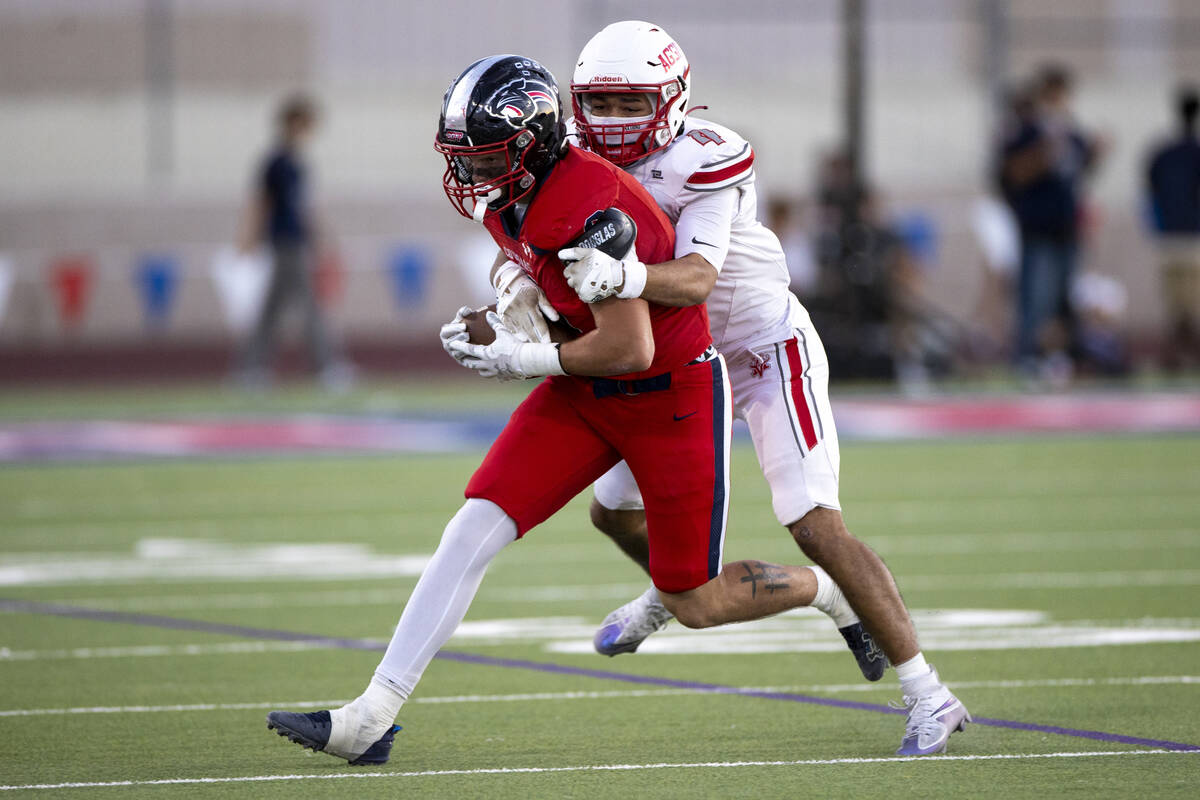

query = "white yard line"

[
  {"left": 4, "top": 608, "right": 1200, "bottom": 661},
  {"left": 2, "top": 526, "right": 1197, "bottom": 590},
  {"left": 0, "top": 640, "right": 340, "bottom": 661},
  {"left": 2, "top": 677, "right": 1196, "bottom": 718},
  {"left": 1, "top": 750, "right": 1196, "bottom": 791},
  {"left": 4, "top": 565, "right": 1196, "bottom": 600}
]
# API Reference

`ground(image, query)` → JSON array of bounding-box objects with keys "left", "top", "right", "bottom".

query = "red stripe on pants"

[{"left": 784, "top": 339, "right": 819, "bottom": 450}]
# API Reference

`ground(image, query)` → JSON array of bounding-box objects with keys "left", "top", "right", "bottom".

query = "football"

[
  {"left": 463, "top": 304, "right": 576, "bottom": 345},
  {"left": 462, "top": 306, "right": 499, "bottom": 345}
]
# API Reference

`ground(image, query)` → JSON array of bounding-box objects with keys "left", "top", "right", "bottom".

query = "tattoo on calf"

[{"left": 739, "top": 561, "right": 790, "bottom": 599}]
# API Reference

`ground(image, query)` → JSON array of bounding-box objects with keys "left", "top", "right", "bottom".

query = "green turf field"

[{"left": 1, "top": 390, "right": 1198, "bottom": 796}]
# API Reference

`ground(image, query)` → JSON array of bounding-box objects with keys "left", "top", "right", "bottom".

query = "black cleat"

[
  {"left": 839, "top": 622, "right": 889, "bottom": 681},
  {"left": 266, "top": 710, "right": 400, "bottom": 766}
]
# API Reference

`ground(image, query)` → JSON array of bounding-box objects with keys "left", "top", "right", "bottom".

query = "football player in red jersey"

[{"left": 266, "top": 55, "right": 867, "bottom": 766}]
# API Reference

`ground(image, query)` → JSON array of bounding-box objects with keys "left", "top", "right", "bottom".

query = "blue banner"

[
  {"left": 136, "top": 255, "right": 179, "bottom": 328},
  {"left": 388, "top": 246, "right": 431, "bottom": 309},
  {"left": 895, "top": 212, "right": 938, "bottom": 266}
]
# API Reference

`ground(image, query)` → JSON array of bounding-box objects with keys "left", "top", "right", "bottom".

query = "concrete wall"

[{"left": 0, "top": 0, "right": 1196, "bottom": 347}]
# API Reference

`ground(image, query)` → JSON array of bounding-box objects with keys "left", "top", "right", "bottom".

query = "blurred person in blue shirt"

[
  {"left": 1000, "top": 65, "right": 1105, "bottom": 385},
  {"left": 1146, "top": 86, "right": 1200, "bottom": 370},
  {"left": 236, "top": 95, "right": 352, "bottom": 389}
]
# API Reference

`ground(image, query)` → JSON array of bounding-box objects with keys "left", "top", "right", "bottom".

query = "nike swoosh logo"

[
  {"left": 691, "top": 236, "right": 717, "bottom": 248},
  {"left": 673, "top": 411, "right": 698, "bottom": 421}
]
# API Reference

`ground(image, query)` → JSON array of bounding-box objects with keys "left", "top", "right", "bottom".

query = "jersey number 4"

[{"left": 687, "top": 129, "right": 725, "bottom": 146}]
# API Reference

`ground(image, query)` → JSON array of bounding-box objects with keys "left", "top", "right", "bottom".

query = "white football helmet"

[{"left": 572, "top": 20, "right": 690, "bottom": 166}]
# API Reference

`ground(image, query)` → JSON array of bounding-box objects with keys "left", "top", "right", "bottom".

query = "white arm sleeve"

[{"left": 674, "top": 187, "right": 737, "bottom": 272}]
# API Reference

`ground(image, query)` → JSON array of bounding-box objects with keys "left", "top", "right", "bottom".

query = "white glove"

[
  {"left": 447, "top": 311, "right": 566, "bottom": 381},
  {"left": 493, "top": 260, "right": 559, "bottom": 343},
  {"left": 439, "top": 305, "right": 476, "bottom": 367},
  {"left": 558, "top": 246, "right": 647, "bottom": 303}
]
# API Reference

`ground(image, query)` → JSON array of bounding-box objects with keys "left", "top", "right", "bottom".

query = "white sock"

[
  {"left": 327, "top": 677, "right": 405, "bottom": 759},
  {"left": 641, "top": 584, "right": 666, "bottom": 609},
  {"left": 373, "top": 498, "right": 516, "bottom": 697},
  {"left": 895, "top": 653, "right": 936, "bottom": 696},
  {"left": 806, "top": 565, "right": 859, "bottom": 628},
  {"left": 326, "top": 499, "right": 515, "bottom": 758}
]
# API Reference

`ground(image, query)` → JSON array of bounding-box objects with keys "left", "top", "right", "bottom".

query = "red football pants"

[{"left": 465, "top": 356, "right": 732, "bottom": 594}]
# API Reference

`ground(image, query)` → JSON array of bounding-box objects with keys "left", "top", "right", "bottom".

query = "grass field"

[{"left": 1, "top": 383, "right": 1198, "bottom": 797}]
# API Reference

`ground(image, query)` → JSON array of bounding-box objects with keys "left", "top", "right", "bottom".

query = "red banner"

[{"left": 49, "top": 255, "right": 94, "bottom": 328}]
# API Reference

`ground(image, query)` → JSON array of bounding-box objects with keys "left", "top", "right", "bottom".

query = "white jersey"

[{"left": 623, "top": 117, "right": 806, "bottom": 354}]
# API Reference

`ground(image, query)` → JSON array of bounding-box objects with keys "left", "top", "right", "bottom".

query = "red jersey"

[{"left": 483, "top": 145, "right": 711, "bottom": 380}]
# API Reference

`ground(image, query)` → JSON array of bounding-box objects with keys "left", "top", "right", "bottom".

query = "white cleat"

[
  {"left": 593, "top": 585, "right": 674, "bottom": 656},
  {"left": 895, "top": 669, "right": 971, "bottom": 756}
]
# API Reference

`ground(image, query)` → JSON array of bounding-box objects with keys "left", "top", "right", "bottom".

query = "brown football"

[{"left": 463, "top": 304, "right": 576, "bottom": 345}]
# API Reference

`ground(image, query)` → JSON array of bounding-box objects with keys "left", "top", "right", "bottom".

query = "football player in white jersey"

[{"left": 558, "top": 20, "right": 969, "bottom": 756}]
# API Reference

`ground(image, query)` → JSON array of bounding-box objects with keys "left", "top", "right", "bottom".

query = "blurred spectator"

[
  {"left": 766, "top": 196, "right": 819, "bottom": 297},
  {"left": 808, "top": 151, "right": 893, "bottom": 379},
  {"left": 968, "top": 84, "right": 1033, "bottom": 360},
  {"left": 807, "top": 152, "right": 951, "bottom": 385},
  {"left": 1000, "top": 64, "right": 1105, "bottom": 382},
  {"left": 969, "top": 196, "right": 1019, "bottom": 357},
  {"left": 1072, "top": 272, "right": 1130, "bottom": 376},
  {"left": 1145, "top": 86, "right": 1200, "bottom": 371},
  {"left": 235, "top": 95, "right": 353, "bottom": 390}
]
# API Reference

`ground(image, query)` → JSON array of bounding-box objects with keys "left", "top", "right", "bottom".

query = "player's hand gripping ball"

[
  {"left": 493, "top": 261, "right": 560, "bottom": 343},
  {"left": 461, "top": 304, "right": 575, "bottom": 346},
  {"left": 439, "top": 306, "right": 476, "bottom": 366}
]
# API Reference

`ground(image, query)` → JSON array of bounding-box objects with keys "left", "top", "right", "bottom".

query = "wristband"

[
  {"left": 618, "top": 259, "right": 648, "bottom": 299},
  {"left": 514, "top": 342, "right": 566, "bottom": 378}
]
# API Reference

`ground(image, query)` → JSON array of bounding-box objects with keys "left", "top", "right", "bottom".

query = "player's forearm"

[
  {"left": 638, "top": 253, "right": 718, "bottom": 307},
  {"left": 559, "top": 298, "right": 654, "bottom": 376},
  {"left": 559, "top": 330, "right": 654, "bottom": 376}
]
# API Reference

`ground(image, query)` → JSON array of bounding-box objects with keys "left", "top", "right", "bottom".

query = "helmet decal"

[{"left": 486, "top": 78, "right": 559, "bottom": 129}]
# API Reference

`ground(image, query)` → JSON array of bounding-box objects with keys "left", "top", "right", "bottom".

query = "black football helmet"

[{"left": 435, "top": 55, "right": 566, "bottom": 221}]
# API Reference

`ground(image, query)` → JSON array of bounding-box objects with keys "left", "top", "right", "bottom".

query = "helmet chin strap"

[
  {"left": 471, "top": 187, "right": 503, "bottom": 224},
  {"left": 471, "top": 198, "right": 488, "bottom": 224}
]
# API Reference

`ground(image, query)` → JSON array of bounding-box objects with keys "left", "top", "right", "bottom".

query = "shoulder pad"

[{"left": 675, "top": 118, "right": 755, "bottom": 192}]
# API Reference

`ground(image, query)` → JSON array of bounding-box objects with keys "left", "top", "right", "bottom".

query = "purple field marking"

[
  {"left": 434, "top": 651, "right": 1200, "bottom": 752},
  {"left": 5, "top": 597, "right": 1198, "bottom": 753}
]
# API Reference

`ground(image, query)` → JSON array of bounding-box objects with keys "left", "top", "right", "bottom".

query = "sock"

[
  {"left": 895, "top": 653, "right": 936, "bottom": 696},
  {"left": 327, "top": 677, "right": 405, "bottom": 759},
  {"left": 328, "top": 499, "right": 516, "bottom": 758},
  {"left": 806, "top": 565, "right": 859, "bottom": 628},
  {"left": 642, "top": 584, "right": 666, "bottom": 609},
  {"left": 373, "top": 498, "right": 516, "bottom": 698}
]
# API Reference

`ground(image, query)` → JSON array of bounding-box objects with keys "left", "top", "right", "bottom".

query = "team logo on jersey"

[
  {"left": 486, "top": 78, "right": 558, "bottom": 129},
  {"left": 651, "top": 169, "right": 663, "bottom": 180},
  {"left": 750, "top": 352, "right": 772, "bottom": 378}
]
